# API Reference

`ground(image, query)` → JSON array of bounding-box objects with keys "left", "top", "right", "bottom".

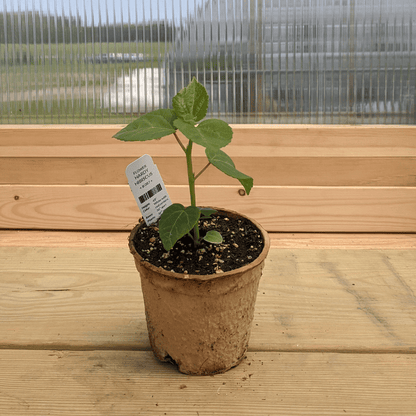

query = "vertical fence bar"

[
  {"left": 259, "top": 0, "right": 264, "bottom": 123},
  {"left": 127, "top": 0, "right": 132, "bottom": 119},
  {"left": 208, "top": 0, "right": 213, "bottom": 118},
  {"left": 149, "top": 0, "right": 155, "bottom": 112},
  {"left": 277, "top": 0, "right": 282, "bottom": 123},
  {"left": 376, "top": 0, "right": 381, "bottom": 124},
  {"left": 2, "top": 0, "right": 10, "bottom": 123},
  {"left": 119, "top": 0, "right": 126, "bottom": 122},
  {"left": 24, "top": 0, "right": 30, "bottom": 123},
  {"left": 53, "top": 0, "right": 60, "bottom": 123},
  {"left": 18, "top": 1, "right": 24, "bottom": 123},
  {"left": 60, "top": 0, "right": 68, "bottom": 123},
  {"left": 105, "top": 0, "right": 111, "bottom": 121},
  {"left": 10, "top": 0, "right": 16, "bottom": 123},
  {"left": 321, "top": 0, "right": 326, "bottom": 124},
  {"left": 31, "top": 0, "right": 38, "bottom": 122},
  {"left": 406, "top": 4, "right": 413, "bottom": 124},
  {"left": 46, "top": 0, "right": 53, "bottom": 122},
  {"left": 75, "top": 0, "right": 81, "bottom": 122},
  {"left": 142, "top": 0, "right": 147, "bottom": 113},
  {"left": 399, "top": 3, "right": 405, "bottom": 125},
  {"left": 90, "top": 0, "right": 96, "bottom": 123},
  {"left": 68, "top": 0, "right": 74, "bottom": 123},
  {"left": 97, "top": 0, "right": 103, "bottom": 123},
  {"left": 383, "top": 0, "right": 388, "bottom": 124},
  {"left": 224, "top": 0, "right": 229, "bottom": 120},
  {"left": 157, "top": 0, "right": 162, "bottom": 113},
  {"left": 240, "top": 0, "right": 243, "bottom": 122}
]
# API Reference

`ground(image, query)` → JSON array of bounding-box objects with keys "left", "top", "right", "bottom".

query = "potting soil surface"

[{"left": 132, "top": 210, "right": 265, "bottom": 275}]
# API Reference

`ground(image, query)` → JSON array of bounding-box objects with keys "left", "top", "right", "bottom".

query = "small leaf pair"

[{"left": 159, "top": 204, "right": 222, "bottom": 251}]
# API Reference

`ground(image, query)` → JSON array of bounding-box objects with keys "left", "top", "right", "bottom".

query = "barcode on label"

[{"left": 139, "top": 183, "right": 162, "bottom": 204}]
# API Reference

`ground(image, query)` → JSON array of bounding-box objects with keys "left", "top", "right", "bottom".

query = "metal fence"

[{"left": 0, "top": 0, "right": 415, "bottom": 124}]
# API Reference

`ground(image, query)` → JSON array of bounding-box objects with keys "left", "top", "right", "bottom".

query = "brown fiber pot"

[{"left": 128, "top": 208, "right": 270, "bottom": 375}]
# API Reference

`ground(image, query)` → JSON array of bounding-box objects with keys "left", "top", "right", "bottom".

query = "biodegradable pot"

[{"left": 129, "top": 208, "right": 270, "bottom": 375}]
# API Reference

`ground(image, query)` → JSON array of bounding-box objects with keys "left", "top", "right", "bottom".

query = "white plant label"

[{"left": 125, "top": 154, "right": 172, "bottom": 225}]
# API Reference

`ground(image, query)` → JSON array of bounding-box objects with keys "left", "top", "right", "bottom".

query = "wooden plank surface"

[
  {"left": 2, "top": 185, "right": 416, "bottom": 232},
  {"left": 3, "top": 156, "right": 415, "bottom": 186},
  {"left": 1, "top": 125, "right": 415, "bottom": 187},
  {"left": 0, "top": 124, "right": 416, "bottom": 157},
  {"left": 2, "top": 125, "right": 415, "bottom": 157},
  {"left": 2, "top": 124, "right": 415, "bottom": 233},
  {"left": 1, "top": 349, "right": 415, "bottom": 415},
  {"left": 1, "top": 246, "right": 415, "bottom": 353}
]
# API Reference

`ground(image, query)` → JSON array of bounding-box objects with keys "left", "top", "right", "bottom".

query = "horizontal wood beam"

[
  {"left": 1, "top": 185, "right": 416, "bottom": 232},
  {"left": 1, "top": 125, "right": 415, "bottom": 157},
  {"left": 2, "top": 156, "right": 415, "bottom": 186},
  {"left": 2, "top": 125, "right": 415, "bottom": 232}
]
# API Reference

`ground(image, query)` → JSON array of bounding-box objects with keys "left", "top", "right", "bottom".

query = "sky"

[{"left": 1, "top": 0, "right": 196, "bottom": 24}]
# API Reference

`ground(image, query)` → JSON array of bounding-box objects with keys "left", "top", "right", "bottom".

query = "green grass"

[
  {"left": 0, "top": 41, "right": 170, "bottom": 60},
  {"left": 1, "top": 95, "right": 153, "bottom": 124},
  {"left": 0, "top": 42, "right": 170, "bottom": 124}
]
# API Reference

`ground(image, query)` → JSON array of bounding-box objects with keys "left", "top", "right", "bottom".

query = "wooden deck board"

[
  {"left": 1, "top": 349, "right": 415, "bottom": 415},
  {"left": 2, "top": 125, "right": 415, "bottom": 157},
  {"left": 2, "top": 185, "right": 416, "bottom": 232},
  {"left": 2, "top": 125, "right": 415, "bottom": 233},
  {"left": 3, "top": 156, "right": 415, "bottom": 187},
  {"left": 1, "top": 246, "right": 415, "bottom": 353}
]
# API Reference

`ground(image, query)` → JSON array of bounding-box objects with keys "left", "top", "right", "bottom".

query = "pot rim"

[{"left": 128, "top": 207, "right": 270, "bottom": 282}]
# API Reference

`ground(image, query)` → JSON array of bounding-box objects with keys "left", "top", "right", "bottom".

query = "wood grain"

[
  {"left": 0, "top": 349, "right": 415, "bottom": 415},
  {"left": 1, "top": 185, "right": 416, "bottom": 232},
  {"left": 2, "top": 125, "right": 415, "bottom": 187},
  {"left": 2, "top": 124, "right": 415, "bottom": 232},
  {"left": 2, "top": 156, "right": 415, "bottom": 186},
  {"left": 2, "top": 125, "right": 415, "bottom": 157},
  {"left": 1, "top": 247, "right": 415, "bottom": 353}
]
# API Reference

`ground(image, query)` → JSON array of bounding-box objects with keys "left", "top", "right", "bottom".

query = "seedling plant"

[{"left": 114, "top": 77, "right": 253, "bottom": 252}]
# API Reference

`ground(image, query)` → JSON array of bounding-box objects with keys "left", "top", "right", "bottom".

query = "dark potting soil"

[{"left": 131, "top": 211, "right": 265, "bottom": 275}]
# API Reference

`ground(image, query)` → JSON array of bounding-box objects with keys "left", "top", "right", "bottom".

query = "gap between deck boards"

[
  {"left": 1, "top": 344, "right": 416, "bottom": 355},
  {"left": 1, "top": 230, "right": 416, "bottom": 249}
]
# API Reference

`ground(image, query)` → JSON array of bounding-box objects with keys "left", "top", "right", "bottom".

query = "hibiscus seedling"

[{"left": 113, "top": 77, "right": 253, "bottom": 251}]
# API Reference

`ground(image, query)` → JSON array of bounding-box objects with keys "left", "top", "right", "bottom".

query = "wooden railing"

[{"left": 1, "top": 124, "right": 415, "bottom": 232}]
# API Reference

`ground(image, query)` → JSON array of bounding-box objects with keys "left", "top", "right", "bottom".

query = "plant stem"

[
  {"left": 185, "top": 140, "right": 200, "bottom": 245},
  {"left": 174, "top": 131, "right": 186, "bottom": 153},
  {"left": 195, "top": 162, "right": 211, "bottom": 180},
  {"left": 186, "top": 141, "right": 196, "bottom": 207}
]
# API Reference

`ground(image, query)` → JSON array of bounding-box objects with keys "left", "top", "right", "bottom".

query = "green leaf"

[
  {"left": 203, "top": 230, "right": 223, "bottom": 244},
  {"left": 172, "top": 77, "right": 208, "bottom": 124},
  {"left": 198, "top": 207, "right": 216, "bottom": 219},
  {"left": 159, "top": 204, "right": 201, "bottom": 251},
  {"left": 112, "top": 109, "right": 177, "bottom": 142},
  {"left": 174, "top": 118, "right": 232, "bottom": 150},
  {"left": 206, "top": 148, "right": 254, "bottom": 195}
]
